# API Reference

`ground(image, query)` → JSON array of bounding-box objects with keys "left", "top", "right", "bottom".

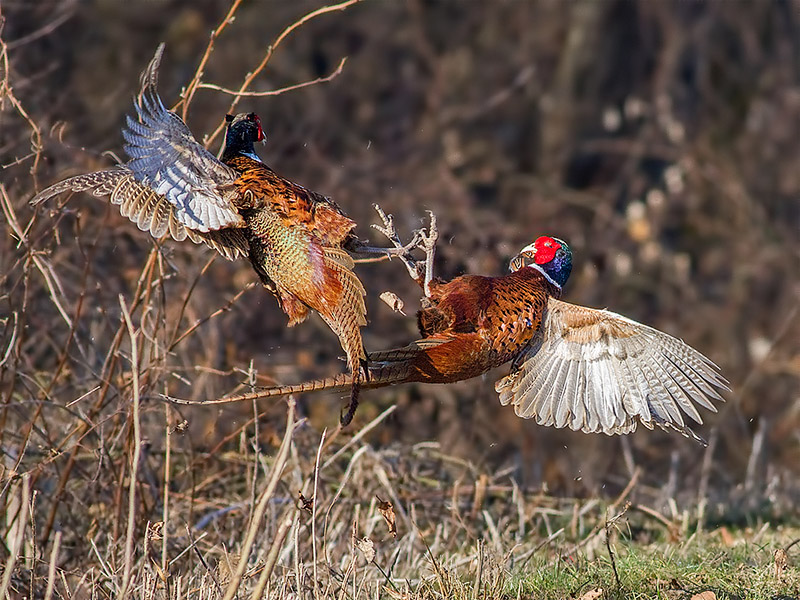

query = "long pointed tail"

[
  {"left": 164, "top": 356, "right": 415, "bottom": 406},
  {"left": 318, "top": 247, "right": 368, "bottom": 425}
]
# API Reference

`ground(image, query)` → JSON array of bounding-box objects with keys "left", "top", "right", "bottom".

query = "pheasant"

[
  {"left": 31, "top": 44, "right": 402, "bottom": 424},
  {"left": 178, "top": 234, "right": 729, "bottom": 440}
]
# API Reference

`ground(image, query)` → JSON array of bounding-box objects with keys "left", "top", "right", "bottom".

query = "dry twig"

[
  {"left": 203, "top": 0, "right": 362, "bottom": 149},
  {"left": 221, "top": 399, "right": 298, "bottom": 600},
  {"left": 119, "top": 294, "right": 143, "bottom": 598}
]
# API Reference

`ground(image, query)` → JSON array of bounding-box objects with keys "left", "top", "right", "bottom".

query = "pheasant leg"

[
  {"left": 347, "top": 236, "right": 422, "bottom": 259},
  {"left": 418, "top": 211, "right": 438, "bottom": 297}
]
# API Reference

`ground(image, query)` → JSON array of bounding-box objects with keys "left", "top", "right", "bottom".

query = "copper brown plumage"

[
  {"left": 31, "top": 44, "right": 369, "bottom": 420},
  {"left": 188, "top": 235, "right": 729, "bottom": 441}
]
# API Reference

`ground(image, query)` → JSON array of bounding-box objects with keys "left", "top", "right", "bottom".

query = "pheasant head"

[
  {"left": 510, "top": 236, "right": 572, "bottom": 290},
  {"left": 222, "top": 112, "right": 266, "bottom": 161}
]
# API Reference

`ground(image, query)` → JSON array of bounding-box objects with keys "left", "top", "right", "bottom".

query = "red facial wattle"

[
  {"left": 247, "top": 113, "right": 265, "bottom": 142},
  {"left": 533, "top": 236, "right": 560, "bottom": 265}
]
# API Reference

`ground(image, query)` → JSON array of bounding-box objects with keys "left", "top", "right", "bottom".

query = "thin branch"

[
  {"left": 221, "top": 399, "right": 297, "bottom": 600},
  {"left": 204, "top": 0, "right": 362, "bottom": 148},
  {"left": 167, "top": 256, "right": 218, "bottom": 349},
  {"left": 0, "top": 34, "right": 43, "bottom": 176},
  {"left": 178, "top": 0, "right": 245, "bottom": 118},
  {"left": 311, "top": 429, "right": 327, "bottom": 600},
  {"left": 188, "top": 525, "right": 223, "bottom": 595},
  {"left": 0, "top": 475, "right": 30, "bottom": 599},
  {"left": 198, "top": 57, "right": 347, "bottom": 97},
  {"left": 43, "top": 530, "right": 62, "bottom": 600},
  {"left": 322, "top": 405, "right": 396, "bottom": 470},
  {"left": 161, "top": 404, "right": 172, "bottom": 578},
  {"left": 168, "top": 282, "right": 256, "bottom": 351},
  {"left": 118, "top": 295, "right": 142, "bottom": 598},
  {"left": 6, "top": 3, "right": 76, "bottom": 50},
  {"left": 250, "top": 507, "right": 297, "bottom": 599},
  {"left": 605, "top": 513, "right": 621, "bottom": 591}
]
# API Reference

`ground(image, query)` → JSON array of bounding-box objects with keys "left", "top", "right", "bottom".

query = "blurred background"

[{"left": 2, "top": 0, "right": 799, "bottom": 526}]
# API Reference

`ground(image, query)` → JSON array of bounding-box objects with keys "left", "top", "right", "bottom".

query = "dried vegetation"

[{"left": 1, "top": 1, "right": 799, "bottom": 597}]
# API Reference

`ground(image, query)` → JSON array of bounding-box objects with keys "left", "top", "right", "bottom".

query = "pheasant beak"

[{"left": 509, "top": 243, "right": 537, "bottom": 272}]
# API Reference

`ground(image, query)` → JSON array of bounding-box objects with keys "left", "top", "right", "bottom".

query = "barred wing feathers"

[
  {"left": 31, "top": 169, "right": 248, "bottom": 261},
  {"left": 122, "top": 43, "right": 244, "bottom": 233},
  {"left": 495, "top": 298, "right": 729, "bottom": 437}
]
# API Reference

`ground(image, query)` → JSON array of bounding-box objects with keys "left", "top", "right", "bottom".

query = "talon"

[{"left": 368, "top": 204, "right": 428, "bottom": 281}]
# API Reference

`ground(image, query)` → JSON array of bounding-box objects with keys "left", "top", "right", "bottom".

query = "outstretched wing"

[
  {"left": 31, "top": 169, "right": 249, "bottom": 261},
  {"left": 495, "top": 298, "right": 729, "bottom": 437},
  {"left": 122, "top": 44, "right": 244, "bottom": 233}
]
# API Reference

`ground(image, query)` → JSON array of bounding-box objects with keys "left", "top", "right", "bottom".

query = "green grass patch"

[{"left": 507, "top": 531, "right": 800, "bottom": 600}]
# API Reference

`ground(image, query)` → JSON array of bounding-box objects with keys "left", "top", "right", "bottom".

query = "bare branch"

[
  {"left": 177, "top": 0, "right": 245, "bottom": 119},
  {"left": 197, "top": 56, "right": 347, "bottom": 98},
  {"left": 203, "top": 0, "right": 362, "bottom": 149},
  {"left": 221, "top": 400, "right": 297, "bottom": 600}
]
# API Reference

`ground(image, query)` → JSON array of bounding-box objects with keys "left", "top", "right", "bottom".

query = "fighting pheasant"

[
  {"left": 31, "top": 44, "right": 398, "bottom": 423},
  {"left": 182, "top": 232, "right": 729, "bottom": 440}
]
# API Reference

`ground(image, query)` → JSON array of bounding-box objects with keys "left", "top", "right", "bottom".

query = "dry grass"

[
  {"left": 1, "top": 1, "right": 799, "bottom": 598},
  {"left": 2, "top": 406, "right": 799, "bottom": 598}
]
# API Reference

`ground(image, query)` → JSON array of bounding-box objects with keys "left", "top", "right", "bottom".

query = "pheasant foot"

[{"left": 370, "top": 204, "right": 439, "bottom": 293}]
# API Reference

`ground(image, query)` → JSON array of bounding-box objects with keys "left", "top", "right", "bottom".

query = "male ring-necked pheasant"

[
  {"left": 187, "top": 234, "right": 729, "bottom": 440},
  {"left": 31, "top": 44, "right": 391, "bottom": 423}
]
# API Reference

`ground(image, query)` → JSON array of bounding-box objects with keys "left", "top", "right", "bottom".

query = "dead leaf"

[
  {"left": 147, "top": 521, "right": 164, "bottom": 542},
  {"left": 470, "top": 473, "right": 489, "bottom": 518},
  {"left": 170, "top": 419, "right": 188, "bottom": 434},
  {"left": 578, "top": 588, "right": 603, "bottom": 600},
  {"left": 775, "top": 547, "right": 788, "bottom": 578},
  {"left": 149, "top": 554, "right": 168, "bottom": 584},
  {"left": 297, "top": 491, "right": 313, "bottom": 513},
  {"left": 690, "top": 592, "right": 716, "bottom": 600},
  {"left": 379, "top": 291, "right": 406, "bottom": 315},
  {"left": 354, "top": 536, "right": 375, "bottom": 562},
  {"left": 654, "top": 577, "right": 684, "bottom": 590},
  {"left": 716, "top": 526, "right": 735, "bottom": 547},
  {"left": 376, "top": 495, "right": 397, "bottom": 537},
  {"left": 351, "top": 518, "right": 376, "bottom": 562}
]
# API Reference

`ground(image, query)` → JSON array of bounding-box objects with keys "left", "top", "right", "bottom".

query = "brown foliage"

[{"left": 1, "top": 0, "right": 799, "bottom": 594}]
